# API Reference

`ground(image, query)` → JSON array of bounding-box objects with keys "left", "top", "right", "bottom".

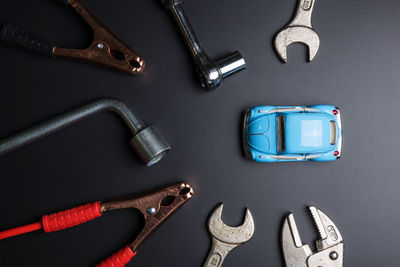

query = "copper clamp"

[
  {"left": 101, "top": 183, "right": 194, "bottom": 252},
  {"left": 0, "top": 0, "right": 145, "bottom": 74},
  {"left": 0, "top": 183, "right": 194, "bottom": 266}
]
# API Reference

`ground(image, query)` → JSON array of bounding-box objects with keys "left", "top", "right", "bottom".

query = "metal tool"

[
  {"left": 0, "top": 0, "right": 144, "bottom": 74},
  {"left": 274, "top": 0, "right": 320, "bottom": 63},
  {"left": 161, "top": 0, "right": 246, "bottom": 90},
  {"left": 203, "top": 204, "right": 254, "bottom": 267},
  {"left": 0, "top": 99, "right": 170, "bottom": 166},
  {"left": 282, "top": 206, "right": 344, "bottom": 267},
  {"left": 0, "top": 183, "right": 193, "bottom": 266}
]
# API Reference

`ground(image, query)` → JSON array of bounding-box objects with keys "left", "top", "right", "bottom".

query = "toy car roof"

[{"left": 284, "top": 113, "right": 334, "bottom": 154}]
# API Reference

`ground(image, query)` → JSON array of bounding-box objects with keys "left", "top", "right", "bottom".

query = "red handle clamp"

[
  {"left": 0, "top": 202, "right": 101, "bottom": 239},
  {"left": 96, "top": 246, "right": 136, "bottom": 267}
]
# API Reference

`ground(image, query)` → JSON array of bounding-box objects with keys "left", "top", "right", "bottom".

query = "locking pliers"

[{"left": 282, "top": 206, "right": 344, "bottom": 267}]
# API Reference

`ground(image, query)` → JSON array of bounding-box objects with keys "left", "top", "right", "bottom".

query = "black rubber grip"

[{"left": 0, "top": 24, "right": 55, "bottom": 57}]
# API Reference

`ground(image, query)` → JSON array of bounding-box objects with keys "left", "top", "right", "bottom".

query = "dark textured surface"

[{"left": 0, "top": 0, "right": 399, "bottom": 266}]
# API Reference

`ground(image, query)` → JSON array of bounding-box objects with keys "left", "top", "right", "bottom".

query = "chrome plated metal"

[
  {"left": 162, "top": 0, "right": 246, "bottom": 90},
  {"left": 203, "top": 204, "right": 254, "bottom": 267},
  {"left": 282, "top": 206, "right": 344, "bottom": 267},
  {"left": 0, "top": 99, "right": 170, "bottom": 166},
  {"left": 267, "top": 107, "right": 320, "bottom": 114},
  {"left": 274, "top": 0, "right": 320, "bottom": 63}
]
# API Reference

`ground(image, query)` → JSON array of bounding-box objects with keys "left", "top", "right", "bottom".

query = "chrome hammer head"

[
  {"left": 274, "top": 0, "right": 320, "bottom": 63},
  {"left": 281, "top": 206, "right": 344, "bottom": 267},
  {"left": 208, "top": 204, "right": 255, "bottom": 245}
]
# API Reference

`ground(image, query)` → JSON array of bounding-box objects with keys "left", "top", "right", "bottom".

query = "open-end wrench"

[
  {"left": 274, "top": 0, "right": 320, "bottom": 63},
  {"left": 161, "top": 0, "right": 246, "bottom": 90},
  {"left": 204, "top": 204, "right": 255, "bottom": 267}
]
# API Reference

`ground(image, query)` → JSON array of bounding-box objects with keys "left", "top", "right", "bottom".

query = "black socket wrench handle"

[
  {"left": 0, "top": 99, "right": 170, "bottom": 166},
  {"left": 162, "top": 0, "right": 246, "bottom": 90}
]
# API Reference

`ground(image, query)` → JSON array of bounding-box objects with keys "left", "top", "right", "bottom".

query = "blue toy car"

[{"left": 243, "top": 105, "right": 342, "bottom": 162}]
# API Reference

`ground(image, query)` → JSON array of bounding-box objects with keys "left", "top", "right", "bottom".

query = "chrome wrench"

[
  {"left": 204, "top": 204, "right": 255, "bottom": 267},
  {"left": 274, "top": 0, "right": 320, "bottom": 62}
]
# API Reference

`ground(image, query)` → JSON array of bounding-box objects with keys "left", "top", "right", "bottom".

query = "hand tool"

[
  {"left": 203, "top": 204, "right": 254, "bottom": 267},
  {"left": 0, "top": 0, "right": 144, "bottom": 74},
  {"left": 274, "top": 0, "right": 320, "bottom": 63},
  {"left": 161, "top": 0, "right": 246, "bottom": 90},
  {"left": 0, "top": 99, "right": 170, "bottom": 166},
  {"left": 0, "top": 183, "right": 193, "bottom": 266},
  {"left": 282, "top": 206, "right": 344, "bottom": 267}
]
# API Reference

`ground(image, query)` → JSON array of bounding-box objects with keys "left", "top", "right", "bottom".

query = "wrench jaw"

[
  {"left": 208, "top": 204, "right": 255, "bottom": 245},
  {"left": 274, "top": 27, "right": 320, "bottom": 63},
  {"left": 281, "top": 207, "right": 344, "bottom": 267},
  {"left": 204, "top": 204, "right": 255, "bottom": 267}
]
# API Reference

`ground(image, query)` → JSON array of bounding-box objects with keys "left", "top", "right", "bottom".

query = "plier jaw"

[{"left": 281, "top": 206, "right": 344, "bottom": 267}]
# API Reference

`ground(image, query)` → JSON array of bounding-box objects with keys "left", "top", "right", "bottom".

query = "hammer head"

[
  {"left": 196, "top": 52, "right": 246, "bottom": 90},
  {"left": 274, "top": 26, "right": 320, "bottom": 63},
  {"left": 208, "top": 204, "right": 254, "bottom": 244}
]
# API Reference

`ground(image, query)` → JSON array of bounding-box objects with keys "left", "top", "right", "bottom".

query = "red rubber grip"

[
  {"left": 42, "top": 201, "right": 101, "bottom": 233},
  {"left": 96, "top": 246, "right": 136, "bottom": 267}
]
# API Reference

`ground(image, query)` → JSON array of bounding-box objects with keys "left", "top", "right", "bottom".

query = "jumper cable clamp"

[
  {"left": 0, "top": 0, "right": 145, "bottom": 74},
  {"left": 0, "top": 183, "right": 194, "bottom": 266}
]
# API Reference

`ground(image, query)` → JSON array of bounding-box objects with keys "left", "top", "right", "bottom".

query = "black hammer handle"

[{"left": 0, "top": 24, "right": 55, "bottom": 56}]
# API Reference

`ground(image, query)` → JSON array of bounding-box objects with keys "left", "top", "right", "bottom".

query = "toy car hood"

[{"left": 246, "top": 114, "right": 277, "bottom": 154}]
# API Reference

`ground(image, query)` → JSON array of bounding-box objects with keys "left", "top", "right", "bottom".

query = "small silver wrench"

[
  {"left": 203, "top": 204, "right": 255, "bottom": 267},
  {"left": 274, "top": 0, "right": 320, "bottom": 62}
]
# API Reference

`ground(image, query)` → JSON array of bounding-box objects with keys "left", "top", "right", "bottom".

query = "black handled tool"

[{"left": 0, "top": 0, "right": 145, "bottom": 75}]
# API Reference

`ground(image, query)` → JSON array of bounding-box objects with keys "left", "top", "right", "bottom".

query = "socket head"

[
  {"left": 197, "top": 51, "right": 246, "bottom": 90},
  {"left": 130, "top": 126, "right": 171, "bottom": 166}
]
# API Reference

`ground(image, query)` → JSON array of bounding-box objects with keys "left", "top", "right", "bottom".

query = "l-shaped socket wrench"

[
  {"left": 0, "top": 99, "right": 170, "bottom": 166},
  {"left": 161, "top": 0, "right": 246, "bottom": 90}
]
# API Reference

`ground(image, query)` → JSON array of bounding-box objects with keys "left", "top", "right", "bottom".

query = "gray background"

[{"left": 0, "top": 0, "right": 399, "bottom": 266}]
